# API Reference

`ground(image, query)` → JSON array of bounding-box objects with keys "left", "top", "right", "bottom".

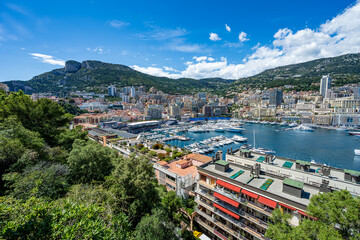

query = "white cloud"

[
  {"left": 225, "top": 24, "right": 231, "bottom": 32},
  {"left": 109, "top": 20, "right": 129, "bottom": 28},
  {"left": 134, "top": 2, "right": 360, "bottom": 79},
  {"left": 238, "top": 32, "right": 249, "bottom": 42},
  {"left": 167, "top": 39, "right": 205, "bottom": 52},
  {"left": 209, "top": 33, "right": 221, "bottom": 41},
  {"left": 29, "top": 53, "right": 65, "bottom": 66},
  {"left": 193, "top": 56, "right": 208, "bottom": 62},
  {"left": 136, "top": 25, "right": 187, "bottom": 40},
  {"left": 87, "top": 46, "right": 109, "bottom": 54}
]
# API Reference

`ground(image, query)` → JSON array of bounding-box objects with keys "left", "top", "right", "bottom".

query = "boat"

[
  {"left": 232, "top": 135, "right": 248, "bottom": 142},
  {"left": 226, "top": 127, "right": 245, "bottom": 132},
  {"left": 252, "top": 130, "right": 276, "bottom": 155},
  {"left": 348, "top": 131, "right": 360, "bottom": 136},
  {"left": 288, "top": 123, "right": 298, "bottom": 127},
  {"left": 279, "top": 121, "right": 288, "bottom": 126},
  {"left": 355, "top": 149, "right": 360, "bottom": 155},
  {"left": 286, "top": 124, "right": 315, "bottom": 132}
]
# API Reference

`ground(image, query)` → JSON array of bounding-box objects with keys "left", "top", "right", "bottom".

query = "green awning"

[
  {"left": 230, "top": 170, "right": 244, "bottom": 179},
  {"left": 344, "top": 169, "right": 360, "bottom": 176},
  {"left": 283, "top": 178, "right": 304, "bottom": 189},
  {"left": 296, "top": 160, "right": 311, "bottom": 166},
  {"left": 256, "top": 156, "right": 265, "bottom": 162},
  {"left": 241, "top": 149, "right": 251, "bottom": 153},
  {"left": 215, "top": 160, "right": 229, "bottom": 166}
]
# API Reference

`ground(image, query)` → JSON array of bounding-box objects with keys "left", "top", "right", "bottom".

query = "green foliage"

[
  {"left": 3, "top": 162, "right": 69, "bottom": 200},
  {"left": 67, "top": 139, "right": 116, "bottom": 183},
  {"left": 153, "top": 143, "right": 163, "bottom": 150},
  {"left": 0, "top": 91, "right": 72, "bottom": 146},
  {"left": 134, "top": 208, "right": 177, "bottom": 240},
  {"left": 58, "top": 101, "right": 85, "bottom": 115},
  {"left": 157, "top": 153, "right": 166, "bottom": 160},
  {"left": 148, "top": 151, "right": 157, "bottom": 157},
  {"left": 160, "top": 191, "right": 182, "bottom": 221},
  {"left": 307, "top": 190, "right": 360, "bottom": 239},
  {"left": 106, "top": 154, "right": 160, "bottom": 224},
  {"left": 0, "top": 196, "right": 133, "bottom": 240},
  {"left": 266, "top": 190, "right": 360, "bottom": 240},
  {"left": 56, "top": 126, "right": 88, "bottom": 151}
]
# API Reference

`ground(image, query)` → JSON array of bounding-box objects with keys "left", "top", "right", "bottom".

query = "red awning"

[
  {"left": 279, "top": 202, "right": 296, "bottom": 211},
  {"left": 298, "top": 210, "right": 308, "bottom": 217},
  {"left": 216, "top": 179, "right": 241, "bottom": 193},
  {"left": 258, "top": 196, "right": 277, "bottom": 209},
  {"left": 213, "top": 192, "right": 240, "bottom": 208},
  {"left": 213, "top": 203, "right": 240, "bottom": 220},
  {"left": 241, "top": 189, "right": 259, "bottom": 199}
]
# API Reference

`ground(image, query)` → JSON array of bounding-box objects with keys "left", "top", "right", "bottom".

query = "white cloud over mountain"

[
  {"left": 29, "top": 53, "right": 65, "bottom": 66},
  {"left": 133, "top": 1, "right": 360, "bottom": 79}
]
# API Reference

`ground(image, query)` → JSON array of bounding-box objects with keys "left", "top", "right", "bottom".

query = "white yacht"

[
  {"left": 226, "top": 127, "right": 245, "bottom": 132},
  {"left": 355, "top": 149, "right": 360, "bottom": 155},
  {"left": 232, "top": 135, "right": 248, "bottom": 142}
]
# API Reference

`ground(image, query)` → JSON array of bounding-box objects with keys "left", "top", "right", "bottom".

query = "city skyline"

[{"left": 0, "top": 0, "right": 359, "bottom": 81}]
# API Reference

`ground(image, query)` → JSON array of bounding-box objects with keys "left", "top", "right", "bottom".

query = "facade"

[
  {"left": 145, "top": 105, "right": 163, "bottom": 119},
  {"left": 154, "top": 153, "right": 212, "bottom": 198},
  {"left": 269, "top": 89, "right": 283, "bottom": 107},
  {"left": 169, "top": 105, "right": 181, "bottom": 118},
  {"left": 320, "top": 75, "right": 331, "bottom": 98},
  {"left": 194, "top": 149, "right": 360, "bottom": 240},
  {"left": 108, "top": 85, "right": 117, "bottom": 97}
]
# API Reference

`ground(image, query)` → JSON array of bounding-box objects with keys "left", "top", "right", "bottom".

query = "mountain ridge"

[{"left": 3, "top": 53, "right": 360, "bottom": 94}]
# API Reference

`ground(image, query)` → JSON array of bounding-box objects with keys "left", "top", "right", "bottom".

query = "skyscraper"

[
  {"left": 107, "top": 85, "right": 117, "bottom": 97},
  {"left": 320, "top": 75, "right": 331, "bottom": 98},
  {"left": 269, "top": 89, "right": 283, "bottom": 107}
]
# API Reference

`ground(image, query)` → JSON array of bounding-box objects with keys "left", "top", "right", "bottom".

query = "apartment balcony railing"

[{"left": 213, "top": 208, "right": 268, "bottom": 240}]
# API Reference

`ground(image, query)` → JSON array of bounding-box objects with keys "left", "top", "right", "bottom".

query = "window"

[{"left": 166, "top": 175, "right": 176, "bottom": 182}]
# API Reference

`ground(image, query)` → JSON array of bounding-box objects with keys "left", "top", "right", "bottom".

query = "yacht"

[
  {"left": 287, "top": 124, "right": 315, "bottom": 132},
  {"left": 348, "top": 131, "right": 360, "bottom": 136},
  {"left": 226, "top": 127, "right": 245, "bottom": 132},
  {"left": 279, "top": 121, "right": 288, "bottom": 126},
  {"left": 232, "top": 135, "right": 248, "bottom": 142},
  {"left": 355, "top": 149, "right": 360, "bottom": 155},
  {"left": 288, "top": 123, "right": 298, "bottom": 127}
]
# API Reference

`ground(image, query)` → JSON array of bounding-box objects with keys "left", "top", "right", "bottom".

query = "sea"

[{"left": 164, "top": 123, "right": 360, "bottom": 171}]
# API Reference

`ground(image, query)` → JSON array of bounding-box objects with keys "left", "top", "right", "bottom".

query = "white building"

[{"left": 320, "top": 75, "right": 331, "bottom": 98}]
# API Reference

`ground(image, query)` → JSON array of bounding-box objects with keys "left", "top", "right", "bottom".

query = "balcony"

[
  {"left": 213, "top": 208, "right": 268, "bottom": 240},
  {"left": 198, "top": 180, "right": 214, "bottom": 190},
  {"left": 247, "top": 202, "right": 273, "bottom": 216},
  {"left": 214, "top": 195, "right": 269, "bottom": 229},
  {"left": 214, "top": 186, "right": 245, "bottom": 203},
  {"left": 194, "top": 216, "right": 214, "bottom": 233},
  {"left": 196, "top": 198, "right": 214, "bottom": 212},
  {"left": 196, "top": 207, "right": 214, "bottom": 222},
  {"left": 196, "top": 188, "right": 214, "bottom": 201}
]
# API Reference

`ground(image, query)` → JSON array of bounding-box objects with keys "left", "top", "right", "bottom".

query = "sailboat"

[{"left": 252, "top": 130, "right": 276, "bottom": 155}]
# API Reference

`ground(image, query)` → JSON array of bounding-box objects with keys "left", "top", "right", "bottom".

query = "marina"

[{"left": 145, "top": 120, "right": 360, "bottom": 171}]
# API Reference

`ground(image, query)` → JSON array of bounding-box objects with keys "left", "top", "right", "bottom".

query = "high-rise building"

[
  {"left": 169, "top": 105, "right": 181, "bottom": 118},
  {"left": 107, "top": 85, "right": 117, "bottom": 97},
  {"left": 269, "top": 89, "right": 283, "bottom": 107},
  {"left": 145, "top": 105, "right": 163, "bottom": 119},
  {"left": 130, "top": 86, "right": 136, "bottom": 97},
  {"left": 320, "top": 75, "right": 332, "bottom": 98},
  {"left": 353, "top": 87, "right": 360, "bottom": 99},
  {"left": 194, "top": 149, "right": 360, "bottom": 240}
]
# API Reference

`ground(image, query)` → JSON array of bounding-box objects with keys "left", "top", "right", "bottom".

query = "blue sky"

[{"left": 0, "top": 0, "right": 359, "bottom": 81}]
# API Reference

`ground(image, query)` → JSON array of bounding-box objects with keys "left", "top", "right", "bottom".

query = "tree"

[
  {"left": 266, "top": 190, "right": 360, "bottom": 240},
  {"left": 106, "top": 154, "right": 160, "bottom": 225},
  {"left": 134, "top": 208, "right": 177, "bottom": 240},
  {"left": 307, "top": 190, "right": 360, "bottom": 239},
  {"left": 0, "top": 91, "right": 72, "bottom": 146},
  {"left": 3, "top": 162, "right": 69, "bottom": 200},
  {"left": 67, "top": 139, "right": 116, "bottom": 183},
  {"left": 57, "top": 126, "right": 88, "bottom": 151},
  {"left": 160, "top": 190, "right": 181, "bottom": 221}
]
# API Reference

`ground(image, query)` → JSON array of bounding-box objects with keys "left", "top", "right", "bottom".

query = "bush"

[
  {"left": 149, "top": 151, "right": 157, "bottom": 157},
  {"left": 153, "top": 143, "right": 163, "bottom": 150},
  {"left": 157, "top": 153, "right": 166, "bottom": 160},
  {"left": 136, "top": 144, "right": 144, "bottom": 149}
]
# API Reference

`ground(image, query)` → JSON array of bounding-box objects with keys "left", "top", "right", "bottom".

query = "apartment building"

[
  {"left": 154, "top": 153, "right": 212, "bottom": 198},
  {"left": 194, "top": 149, "right": 360, "bottom": 240}
]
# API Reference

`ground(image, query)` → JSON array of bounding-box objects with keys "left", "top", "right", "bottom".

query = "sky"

[{"left": 0, "top": 0, "right": 359, "bottom": 81}]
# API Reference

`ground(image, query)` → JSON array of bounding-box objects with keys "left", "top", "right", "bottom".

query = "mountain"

[
  {"left": 3, "top": 53, "right": 360, "bottom": 95},
  {"left": 3, "top": 60, "right": 234, "bottom": 95},
  {"left": 232, "top": 53, "right": 360, "bottom": 90}
]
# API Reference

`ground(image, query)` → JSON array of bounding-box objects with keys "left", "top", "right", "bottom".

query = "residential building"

[
  {"left": 269, "top": 89, "right": 283, "bottom": 107},
  {"left": 154, "top": 153, "right": 212, "bottom": 198},
  {"left": 108, "top": 85, "right": 117, "bottom": 97},
  {"left": 194, "top": 149, "right": 360, "bottom": 240},
  {"left": 320, "top": 75, "right": 331, "bottom": 98},
  {"left": 169, "top": 104, "right": 181, "bottom": 119},
  {"left": 145, "top": 105, "right": 164, "bottom": 120}
]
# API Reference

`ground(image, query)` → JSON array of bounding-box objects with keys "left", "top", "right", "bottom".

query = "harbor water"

[{"left": 164, "top": 123, "right": 360, "bottom": 171}]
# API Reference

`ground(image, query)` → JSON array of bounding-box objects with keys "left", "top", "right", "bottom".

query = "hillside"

[
  {"left": 3, "top": 53, "right": 360, "bottom": 95},
  {"left": 232, "top": 53, "right": 360, "bottom": 90},
  {"left": 4, "top": 60, "right": 234, "bottom": 95}
]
